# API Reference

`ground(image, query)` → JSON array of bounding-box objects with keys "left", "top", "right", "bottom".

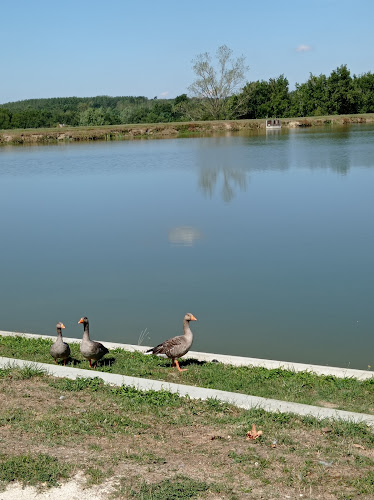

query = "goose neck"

[
  {"left": 183, "top": 320, "right": 193, "bottom": 336},
  {"left": 83, "top": 323, "right": 90, "bottom": 340}
]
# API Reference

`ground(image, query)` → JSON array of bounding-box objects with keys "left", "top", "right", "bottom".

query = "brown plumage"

[
  {"left": 146, "top": 313, "right": 197, "bottom": 372},
  {"left": 50, "top": 322, "right": 70, "bottom": 365},
  {"left": 78, "top": 316, "right": 109, "bottom": 369}
]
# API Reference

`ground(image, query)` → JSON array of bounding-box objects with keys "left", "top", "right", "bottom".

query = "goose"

[
  {"left": 78, "top": 316, "right": 109, "bottom": 369},
  {"left": 50, "top": 322, "right": 70, "bottom": 365},
  {"left": 146, "top": 313, "right": 197, "bottom": 372}
]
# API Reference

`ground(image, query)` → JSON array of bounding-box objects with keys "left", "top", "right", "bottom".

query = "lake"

[{"left": 0, "top": 125, "right": 373, "bottom": 369}]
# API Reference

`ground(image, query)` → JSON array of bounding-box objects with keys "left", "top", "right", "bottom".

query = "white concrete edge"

[
  {"left": 1, "top": 356, "right": 373, "bottom": 428},
  {"left": 1, "top": 329, "right": 373, "bottom": 381}
]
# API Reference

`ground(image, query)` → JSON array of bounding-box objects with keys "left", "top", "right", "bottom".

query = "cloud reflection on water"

[{"left": 168, "top": 226, "right": 202, "bottom": 246}]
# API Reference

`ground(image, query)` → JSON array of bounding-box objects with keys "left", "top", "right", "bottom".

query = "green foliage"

[
  {"left": 78, "top": 106, "right": 120, "bottom": 126},
  {"left": 350, "top": 471, "right": 374, "bottom": 495},
  {"left": 326, "top": 64, "right": 355, "bottom": 114},
  {"left": 174, "top": 93, "right": 188, "bottom": 105},
  {"left": 49, "top": 377, "right": 105, "bottom": 392},
  {"left": 291, "top": 73, "right": 329, "bottom": 117},
  {"left": 0, "top": 365, "right": 45, "bottom": 380},
  {"left": 0, "top": 95, "right": 182, "bottom": 129},
  {"left": 0, "top": 453, "right": 72, "bottom": 487},
  {"left": 114, "top": 385, "right": 182, "bottom": 407},
  {"left": 1, "top": 64, "right": 374, "bottom": 129},
  {"left": 85, "top": 466, "right": 108, "bottom": 485},
  {"left": 0, "top": 109, "right": 11, "bottom": 129},
  {"left": 130, "top": 475, "right": 210, "bottom": 499}
]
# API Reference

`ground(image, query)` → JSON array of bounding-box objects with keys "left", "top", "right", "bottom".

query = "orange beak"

[
  {"left": 60, "top": 323, "right": 66, "bottom": 329},
  {"left": 78, "top": 318, "right": 84, "bottom": 324},
  {"left": 190, "top": 315, "right": 197, "bottom": 321}
]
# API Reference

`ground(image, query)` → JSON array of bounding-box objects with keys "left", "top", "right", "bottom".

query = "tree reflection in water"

[{"left": 198, "top": 166, "right": 247, "bottom": 203}]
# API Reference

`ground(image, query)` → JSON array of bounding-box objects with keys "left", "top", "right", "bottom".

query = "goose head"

[
  {"left": 184, "top": 313, "right": 197, "bottom": 322},
  {"left": 78, "top": 317, "right": 89, "bottom": 326}
]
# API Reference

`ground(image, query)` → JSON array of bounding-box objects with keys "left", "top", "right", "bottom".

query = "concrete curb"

[
  {"left": 1, "top": 356, "right": 373, "bottom": 428},
  {"left": 1, "top": 330, "right": 373, "bottom": 381}
]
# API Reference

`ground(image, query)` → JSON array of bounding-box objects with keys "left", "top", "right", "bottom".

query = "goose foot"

[{"left": 175, "top": 360, "right": 187, "bottom": 372}]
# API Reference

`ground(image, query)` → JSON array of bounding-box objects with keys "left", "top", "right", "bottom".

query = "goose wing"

[
  {"left": 147, "top": 335, "right": 186, "bottom": 358},
  {"left": 92, "top": 341, "right": 109, "bottom": 357}
]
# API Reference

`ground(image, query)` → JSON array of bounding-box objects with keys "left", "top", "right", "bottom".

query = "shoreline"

[
  {"left": 1, "top": 113, "right": 374, "bottom": 145},
  {"left": 1, "top": 329, "right": 373, "bottom": 381},
  {"left": 1, "top": 332, "right": 374, "bottom": 498}
]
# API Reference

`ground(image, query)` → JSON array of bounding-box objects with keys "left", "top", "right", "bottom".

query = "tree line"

[{"left": 1, "top": 65, "right": 373, "bottom": 130}]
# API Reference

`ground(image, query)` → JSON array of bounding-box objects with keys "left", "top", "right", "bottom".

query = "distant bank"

[{"left": 1, "top": 113, "right": 374, "bottom": 145}]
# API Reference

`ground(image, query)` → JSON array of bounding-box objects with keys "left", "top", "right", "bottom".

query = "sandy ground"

[{"left": 0, "top": 473, "right": 114, "bottom": 500}]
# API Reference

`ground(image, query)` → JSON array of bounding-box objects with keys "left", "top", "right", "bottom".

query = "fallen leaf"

[
  {"left": 246, "top": 424, "right": 263, "bottom": 440},
  {"left": 353, "top": 443, "right": 365, "bottom": 450}
]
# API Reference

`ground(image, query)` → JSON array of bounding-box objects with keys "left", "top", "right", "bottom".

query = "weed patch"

[
  {"left": 0, "top": 453, "right": 72, "bottom": 488},
  {"left": 129, "top": 475, "right": 210, "bottom": 499}
]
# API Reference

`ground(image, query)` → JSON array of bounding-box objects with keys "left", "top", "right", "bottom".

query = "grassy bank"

[
  {"left": 1, "top": 335, "right": 373, "bottom": 416},
  {"left": 1, "top": 113, "right": 374, "bottom": 145},
  {"left": 0, "top": 366, "right": 373, "bottom": 498}
]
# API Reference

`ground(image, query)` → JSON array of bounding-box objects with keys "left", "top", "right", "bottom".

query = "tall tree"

[
  {"left": 326, "top": 65, "right": 355, "bottom": 114},
  {"left": 291, "top": 73, "right": 328, "bottom": 117},
  {"left": 188, "top": 45, "right": 248, "bottom": 120},
  {"left": 0, "top": 109, "right": 11, "bottom": 129},
  {"left": 267, "top": 75, "right": 291, "bottom": 117},
  {"left": 236, "top": 80, "right": 271, "bottom": 118},
  {"left": 352, "top": 72, "right": 374, "bottom": 113}
]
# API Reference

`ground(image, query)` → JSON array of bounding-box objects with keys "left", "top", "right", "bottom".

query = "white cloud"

[
  {"left": 159, "top": 91, "right": 169, "bottom": 97},
  {"left": 296, "top": 44, "right": 312, "bottom": 52}
]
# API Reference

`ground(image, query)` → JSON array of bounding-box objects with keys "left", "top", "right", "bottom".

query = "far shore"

[{"left": 1, "top": 113, "right": 374, "bottom": 145}]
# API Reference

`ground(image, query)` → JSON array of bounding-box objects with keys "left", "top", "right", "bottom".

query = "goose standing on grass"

[
  {"left": 50, "top": 322, "right": 70, "bottom": 366},
  {"left": 78, "top": 316, "right": 109, "bottom": 369},
  {"left": 146, "top": 313, "right": 197, "bottom": 372}
]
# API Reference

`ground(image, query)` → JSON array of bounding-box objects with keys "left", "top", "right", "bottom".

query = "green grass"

[
  {"left": 0, "top": 453, "right": 72, "bottom": 489},
  {"left": 1, "top": 335, "right": 373, "bottom": 416},
  {"left": 0, "top": 368, "right": 373, "bottom": 497},
  {"left": 128, "top": 476, "right": 211, "bottom": 499},
  {"left": 350, "top": 471, "right": 374, "bottom": 495}
]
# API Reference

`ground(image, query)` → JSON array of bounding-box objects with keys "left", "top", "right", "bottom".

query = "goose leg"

[
  {"left": 175, "top": 360, "right": 187, "bottom": 372},
  {"left": 89, "top": 359, "right": 92, "bottom": 368}
]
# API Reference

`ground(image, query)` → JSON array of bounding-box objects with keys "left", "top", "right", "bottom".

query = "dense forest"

[{"left": 1, "top": 65, "right": 374, "bottom": 130}]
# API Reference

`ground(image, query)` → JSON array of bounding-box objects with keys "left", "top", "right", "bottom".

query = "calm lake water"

[{"left": 1, "top": 125, "right": 374, "bottom": 369}]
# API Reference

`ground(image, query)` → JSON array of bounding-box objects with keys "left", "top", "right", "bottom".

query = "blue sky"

[{"left": 1, "top": 0, "right": 373, "bottom": 104}]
